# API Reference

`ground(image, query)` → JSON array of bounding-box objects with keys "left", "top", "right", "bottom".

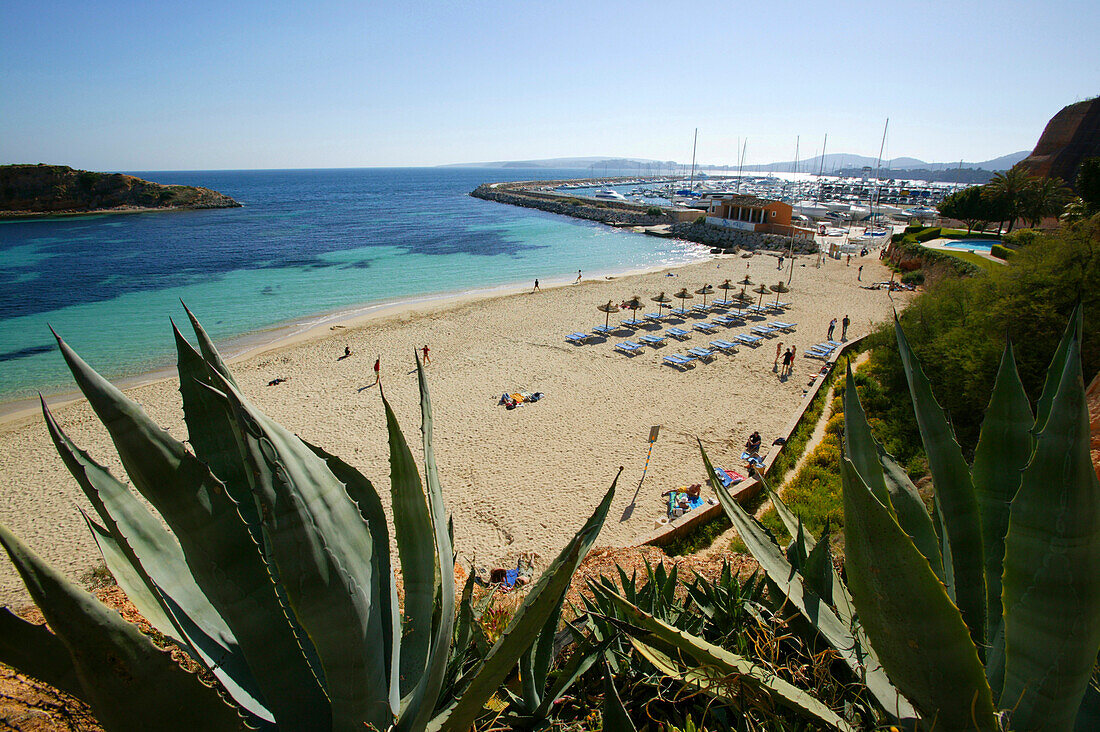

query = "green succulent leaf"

[
  {"left": 52, "top": 332, "right": 330, "bottom": 729},
  {"left": 894, "top": 316, "right": 986, "bottom": 652},
  {"left": 970, "top": 338, "right": 1033, "bottom": 686},
  {"left": 601, "top": 660, "right": 638, "bottom": 732},
  {"left": 0, "top": 522, "right": 242, "bottom": 731},
  {"left": 1000, "top": 331, "right": 1100, "bottom": 732},
  {"left": 0, "top": 607, "right": 85, "bottom": 701},
  {"left": 841, "top": 455, "right": 996, "bottom": 731},
  {"left": 1034, "top": 302, "right": 1081, "bottom": 433},
  {"left": 181, "top": 301, "right": 237, "bottom": 387}
]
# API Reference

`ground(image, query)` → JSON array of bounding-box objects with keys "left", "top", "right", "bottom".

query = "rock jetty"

[{"left": 0, "top": 164, "right": 241, "bottom": 217}]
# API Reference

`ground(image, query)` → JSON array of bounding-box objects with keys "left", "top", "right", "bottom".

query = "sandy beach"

[{"left": 0, "top": 251, "right": 910, "bottom": 606}]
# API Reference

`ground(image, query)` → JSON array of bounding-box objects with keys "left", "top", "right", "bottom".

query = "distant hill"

[
  {"left": 0, "top": 164, "right": 241, "bottom": 217},
  {"left": 443, "top": 151, "right": 1030, "bottom": 174}
]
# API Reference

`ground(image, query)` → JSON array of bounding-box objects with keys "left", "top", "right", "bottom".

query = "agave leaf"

[
  {"left": 394, "top": 353, "right": 457, "bottom": 732},
  {"left": 605, "top": 594, "right": 854, "bottom": 731},
  {"left": 602, "top": 660, "right": 638, "bottom": 732},
  {"left": 181, "top": 301, "right": 237, "bottom": 387},
  {"left": 894, "top": 316, "right": 986, "bottom": 651},
  {"left": 1034, "top": 302, "right": 1081, "bottom": 432},
  {"left": 877, "top": 445, "right": 944, "bottom": 580},
  {"left": 970, "top": 339, "right": 1033, "bottom": 676},
  {"left": 0, "top": 607, "right": 85, "bottom": 701},
  {"left": 841, "top": 455, "right": 997, "bottom": 731},
  {"left": 801, "top": 522, "right": 835, "bottom": 607},
  {"left": 431, "top": 473, "right": 619, "bottom": 732},
  {"left": 530, "top": 633, "right": 615, "bottom": 720},
  {"left": 212, "top": 373, "right": 391, "bottom": 729},
  {"left": 700, "top": 441, "right": 915, "bottom": 721},
  {"left": 1074, "top": 672, "right": 1100, "bottom": 732},
  {"left": 0, "top": 522, "right": 242, "bottom": 731},
  {"left": 52, "top": 333, "right": 330, "bottom": 729},
  {"left": 1000, "top": 334, "right": 1100, "bottom": 732},
  {"left": 842, "top": 363, "right": 892, "bottom": 506}
]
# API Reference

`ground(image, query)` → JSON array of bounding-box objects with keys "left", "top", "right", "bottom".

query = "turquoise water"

[
  {"left": 942, "top": 239, "right": 997, "bottom": 252},
  {"left": 0, "top": 168, "right": 707, "bottom": 401}
]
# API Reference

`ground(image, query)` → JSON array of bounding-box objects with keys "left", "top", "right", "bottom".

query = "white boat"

[
  {"left": 794, "top": 200, "right": 829, "bottom": 218},
  {"left": 592, "top": 188, "right": 627, "bottom": 201}
]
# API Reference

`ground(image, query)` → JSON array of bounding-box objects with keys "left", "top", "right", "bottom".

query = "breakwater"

[{"left": 470, "top": 181, "right": 817, "bottom": 254}]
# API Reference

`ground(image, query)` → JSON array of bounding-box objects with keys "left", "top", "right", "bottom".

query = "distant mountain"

[{"left": 442, "top": 151, "right": 1030, "bottom": 174}]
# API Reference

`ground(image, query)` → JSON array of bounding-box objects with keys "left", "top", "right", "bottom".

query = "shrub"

[
  {"left": 694, "top": 215, "right": 706, "bottom": 225},
  {"left": 1002, "top": 228, "right": 1040, "bottom": 248},
  {"left": 901, "top": 270, "right": 925, "bottom": 285},
  {"left": 913, "top": 227, "right": 943, "bottom": 243},
  {"left": 646, "top": 206, "right": 664, "bottom": 217},
  {"left": 990, "top": 243, "right": 1014, "bottom": 260}
]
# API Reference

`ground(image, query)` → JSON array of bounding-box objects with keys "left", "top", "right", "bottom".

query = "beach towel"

[
  {"left": 714, "top": 468, "right": 745, "bottom": 490},
  {"left": 741, "top": 452, "right": 765, "bottom": 468}
]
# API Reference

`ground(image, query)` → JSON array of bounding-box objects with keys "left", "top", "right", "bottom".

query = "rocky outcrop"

[
  {"left": 669, "top": 221, "right": 817, "bottom": 253},
  {"left": 471, "top": 184, "right": 671, "bottom": 226},
  {"left": 0, "top": 164, "right": 241, "bottom": 216},
  {"left": 1016, "top": 98, "right": 1100, "bottom": 188}
]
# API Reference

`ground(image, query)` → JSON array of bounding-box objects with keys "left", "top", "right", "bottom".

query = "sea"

[{"left": 0, "top": 167, "right": 708, "bottom": 404}]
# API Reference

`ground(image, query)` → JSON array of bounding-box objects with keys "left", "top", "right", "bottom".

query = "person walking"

[
  {"left": 373, "top": 356, "right": 381, "bottom": 386},
  {"left": 857, "top": 265, "right": 863, "bottom": 281},
  {"left": 846, "top": 254, "right": 851, "bottom": 267},
  {"left": 344, "top": 345, "right": 351, "bottom": 358},
  {"left": 841, "top": 314, "right": 850, "bottom": 340},
  {"left": 827, "top": 318, "right": 837, "bottom": 341},
  {"left": 773, "top": 341, "right": 783, "bottom": 372},
  {"left": 421, "top": 344, "right": 431, "bottom": 365},
  {"left": 575, "top": 270, "right": 582, "bottom": 283},
  {"left": 790, "top": 345, "right": 797, "bottom": 368},
  {"left": 781, "top": 348, "right": 793, "bottom": 377},
  {"left": 533, "top": 279, "right": 540, "bottom": 292},
  {"left": 777, "top": 255, "right": 784, "bottom": 270}
]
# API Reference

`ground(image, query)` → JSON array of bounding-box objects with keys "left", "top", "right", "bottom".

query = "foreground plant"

[{"left": 0, "top": 306, "right": 616, "bottom": 731}]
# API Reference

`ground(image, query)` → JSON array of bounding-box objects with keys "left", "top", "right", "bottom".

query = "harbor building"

[{"left": 702, "top": 194, "right": 816, "bottom": 242}]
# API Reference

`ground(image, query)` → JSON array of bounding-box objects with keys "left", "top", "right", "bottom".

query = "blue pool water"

[
  {"left": 0, "top": 168, "right": 708, "bottom": 402},
  {"left": 942, "top": 239, "right": 998, "bottom": 252}
]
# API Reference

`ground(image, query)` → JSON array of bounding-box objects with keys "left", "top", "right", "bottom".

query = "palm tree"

[
  {"left": 983, "top": 165, "right": 1035, "bottom": 232},
  {"left": 1022, "top": 177, "right": 1073, "bottom": 228}
]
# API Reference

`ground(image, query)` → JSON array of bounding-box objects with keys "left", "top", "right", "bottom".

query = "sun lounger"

[
  {"left": 764, "top": 303, "right": 784, "bottom": 313},
  {"left": 745, "top": 305, "right": 769, "bottom": 318},
  {"left": 751, "top": 325, "right": 779, "bottom": 338},
  {"left": 713, "top": 298, "right": 734, "bottom": 308},
  {"left": 804, "top": 349, "right": 831, "bottom": 361},
  {"left": 709, "top": 339, "right": 738, "bottom": 354},
  {"left": 666, "top": 327, "right": 691, "bottom": 340},
  {"left": 638, "top": 334, "right": 666, "bottom": 347},
  {"left": 735, "top": 333, "right": 763, "bottom": 347},
  {"left": 711, "top": 314, "right": 738, "bottom": 327},
  {"left": 592, "top": 324, "right": 615, "bottom": 336},
  {"left": 769, "top": 321, "right": 797, "bottom": 332},
  {"left": 644, "top": 312, "right": 665, "bottom": 323},
  {"left": 614, "top": 341, "right": 645, "bottom": 355},
  {"left": 774, "top": 301, "right": 791, "bottom": 309},
  {"left": 662, "top": 354, "right": 696, "bottom": 370},
  {"left": 621, "top": 317, "right": 644, "bottom": 328},
  {"left": 565, "top": 332, "right": 590, "bottom": 345},
  {"left": 671, "top": 308, "right": 691, "bottom": 317},
  {"left": 691, "top": 304, "right": 711, "bottom": 314},
  {"left": 693, "top": 322, "right": 718, "bottom": 334},
  {"left": 687, "top": 347, "right": 717, "bottom": 362}
]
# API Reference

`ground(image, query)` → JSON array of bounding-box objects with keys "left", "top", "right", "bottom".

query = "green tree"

[
  {"left": 1077, "top": 157, "right": 1100, "bottom": 214},
  {"left": 1022, "top": 176, "right": 1073, "bottom": 228},
  {"left": 984, "top": 165, "right": 1035, "bottom": 233},
  {"left": 938, "top": 186, "right": 988, "bottom": 234}
]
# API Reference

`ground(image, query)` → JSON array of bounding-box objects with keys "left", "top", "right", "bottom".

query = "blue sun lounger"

[
  {"left": 666, "top": 327, "right": 691, "bottom": 340},
  {"left": 709, "top": 339, "right": 738, "bottom": 353},
  {"left": 691, "top": 303, "right": 711, "bottom": 314},
  {"left": 711, "top": 314, "right": 738, "bottom": 327},
  {"left": 638, "top": 334, "right": 666, "bottom": 347},
  {"left": 746, "top": 305, "right": 770, "bottom": 317},
  {"left": 687, "top": 347, "right": 717, "bottom": 362},
  {"left": 663, "top": 354, "right": 696, "bottom": 370},
  {"left": 615, "top": 341, "right": 645, "bottom": 355},
  {"left": 644, "top": 312, "right": 665, "bottom": 323},
  {"left": 671, "top": 307, "right": 691, "bottom": 317},
  {"left": 736, "top": 333, "right": 763, "bottom": 347},
  {"left": 621, "top": 317, "right": 644, "bottom": 328},
  {"left": 565, "top": 332, "right": 590, "bottom": 345},
  {"left": 751, "top": 325, "right": 779, "bottom": 338},
  {"left": 693, "top": 322, "right": 718, "bottom": 334},
  {"left": 774, "top": 301, "right": 791, "bottom": 309},
  {"left": 592, "top": 324, "right": 615, "bottom": 336},
  {"left": 769, "top": 321, "right": 797, "bottom": 332}
]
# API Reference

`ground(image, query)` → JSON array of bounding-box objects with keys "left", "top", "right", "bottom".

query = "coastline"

[
  {"left": 0, "top": 203, "right": 242, "bottom": 221},
  {"left": 0, "top": 251, "right": 911, "bottom": 606}
]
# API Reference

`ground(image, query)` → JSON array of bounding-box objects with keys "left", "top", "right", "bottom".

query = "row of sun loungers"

[{"left": 804, "top": 340, "right": 842, "bottom": 360}]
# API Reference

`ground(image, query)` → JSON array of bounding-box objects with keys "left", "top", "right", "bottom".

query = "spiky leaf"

[{"left": 0, "top": 608, "right": 85, "bottom": 701}]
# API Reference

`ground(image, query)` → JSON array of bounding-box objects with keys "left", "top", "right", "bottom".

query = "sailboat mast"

[
  {"left": 688, "top": 128, "right": 698, "bottom": 194},
  {"left": 737, "top": 138, "right": 747, "bottom": 193},
  {"left": 818, "top": 133, "right": 828, "bottom": 176},
  {"left": 873, "top": 118, "right": 889, "bottom": 220}
]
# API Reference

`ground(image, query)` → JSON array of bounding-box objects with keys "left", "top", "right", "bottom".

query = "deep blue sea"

[{"left": 0, "top": 168, "right": 706, "bottom": 402}]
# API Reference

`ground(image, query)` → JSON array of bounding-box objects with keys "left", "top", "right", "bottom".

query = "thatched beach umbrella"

[
  {"left": 673, "top": 287, "right": 693, "bottom": 314},
  {"left": 695, "top": 284, "right": 715, "bottom": 308},
  {"left": 752, "top": 284, "right": 770, "bottom": 307},
  {"left": 597, "top": 300, "right": 619, "bottom": 328},
  {"left": 769, "top": 281, "right": 791, "bottom": 307},
  {"left": 737, "top": 274, "right": 754, "bottom": 286},
  {"left": 624, "top": 295, "right": 643, "bottom": 324},
  {"left": 651, "top": 291, "right": 673, "bottom": 317}
]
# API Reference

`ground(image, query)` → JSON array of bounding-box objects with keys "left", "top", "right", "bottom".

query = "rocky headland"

[
  {"left": 0, "top": 164, "right": 241, "bottom": 217},
  {"left": 1016, "top": 97, "right": 1100, "bottom": 187}
]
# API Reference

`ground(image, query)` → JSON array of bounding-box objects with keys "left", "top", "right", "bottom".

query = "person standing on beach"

[
  {"left": 841, "top": 314, "right": 850, "bottom": 340},
  {"left": 575, "top": 270, "right": 582, "bottom": 283},
  {"left": 344, "top": 345, "right": 351, "bottom": 358},
  {"left": 790, "top": 345, "right": 797, "bottom": 366},
  {"left": 421, "top": 344, "right": 431, "bottom": 365},
  {"left": 781, "top": 348, "right": 793, "bottom": 376},
  {"left": 827, "top": 318, "right": 837, "bottom": 341},
  {"left": 533, "top": 279, "right": 540, "bottom": 292},
  {"left": 374, "top": 357, "right": 381, "bottom": 385},
  {"left": 773, "top": 341, "right": 783, "bottom": 371},
  {"left": 777, "top": 255, "right": 784, "bottom": 270},
  {"left": 857, "top": 265, "right": 863, "bottom": 281},
  {"left": 846, "top": 254, "right": 851, "bottom": 266}
]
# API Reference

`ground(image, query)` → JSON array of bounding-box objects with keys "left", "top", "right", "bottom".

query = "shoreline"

[
  {"left": 0, "top": 251, "right": 714, "bottom": 425},
  {"left": 0, "top": 203, "right": 242, "bottom": 221}
]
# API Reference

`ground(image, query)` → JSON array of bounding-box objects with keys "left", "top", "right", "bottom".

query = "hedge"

[{"left": 990, "top": 243, "right": 1014, "bottom": 260}]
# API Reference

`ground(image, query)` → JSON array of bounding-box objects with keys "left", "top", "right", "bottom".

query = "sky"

[{"left": 1, "top": 1, "right": 1097, "bottom": 171}]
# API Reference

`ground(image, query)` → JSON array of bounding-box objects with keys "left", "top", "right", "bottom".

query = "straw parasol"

[
  {"left": 673, "top": 287, "right": 694, "bottom": 314},
  {"left": 769, "top": 281, "right": 791, "bottom": 307},
  {"left": 651, "top": 291, "right": 673, "bottom": 317},
  {"left": 597, "top": 300, "right": 619, "bottom": 328},
  {"left": 624, "top": 295, "right": 643, "bottom": 324},
  {"left": 737, "top": 274, "right": 754, "bottom": 286},
  {"left": 695, "top": 284, "right": 715, "bottom": 308},
  {"left": 752, "top": 284, "right": 770, "bottom": 307}
]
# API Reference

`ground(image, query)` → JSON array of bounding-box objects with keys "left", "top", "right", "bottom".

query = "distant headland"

[{"left": 0, "top": 164, "right": 241, "bottom": 218}]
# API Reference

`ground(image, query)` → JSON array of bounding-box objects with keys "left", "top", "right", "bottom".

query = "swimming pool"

[{"left": 942, "top": 239, "right": 998, "bottom": 252}]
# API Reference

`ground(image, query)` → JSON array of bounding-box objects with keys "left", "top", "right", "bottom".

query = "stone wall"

[
  {"left": 669, "top": 220, "right": 818, "bottom": 253},
  {"left": 470, "top": 184, "right": 671, "bottom": 226}
]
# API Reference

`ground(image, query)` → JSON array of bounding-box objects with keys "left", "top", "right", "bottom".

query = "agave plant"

[{"left": 0, "top": 307, "right": 617, "bottom": 731}]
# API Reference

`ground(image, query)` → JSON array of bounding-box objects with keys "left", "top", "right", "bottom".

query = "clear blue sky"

[{"left": 2, "top": 1, "right": 1096, "bottom": 170}]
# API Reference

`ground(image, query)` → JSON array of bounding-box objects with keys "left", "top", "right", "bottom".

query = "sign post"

[{"left": 621, "top": 426, "right": 660, "bottom": 523}]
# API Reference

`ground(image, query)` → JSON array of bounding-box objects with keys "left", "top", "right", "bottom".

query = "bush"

[
  {"left": 1002, "top": 228, "right": 1040, "bottom": 248},
  {"left": 904, "top": 224, "right": 925, "bottom": 234},
  {"left": 901, "top": 270, "right": 925, "bottom": 285},
  {"left": 646, "top": 206, "right": 664, "bottom": 217},
  {"left": 913, "top": 227, "right": 943, "bottom": 243},
  {"left": 694, "top": 215, "right": 706, "bottom": 225},
  {"left": 990, "top": 244, "right": 1014, "bottom": 260}
]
